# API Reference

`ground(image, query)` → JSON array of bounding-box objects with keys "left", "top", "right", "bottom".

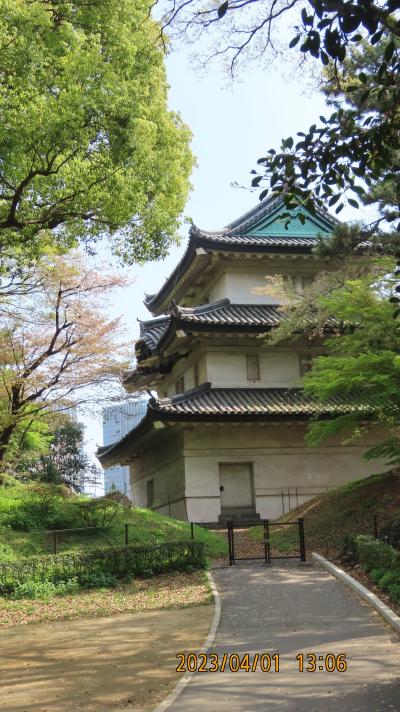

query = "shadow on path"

[{"left": 168, "top": 562, "right": 400, "bottom": 711}]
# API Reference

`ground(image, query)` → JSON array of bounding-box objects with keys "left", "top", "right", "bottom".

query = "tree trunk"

[
  {"left": 0, "top": 384, "right": 23, "bottom": 462},
  {"left": 0, "top": 423, "right": 16, "bottom": 462}
]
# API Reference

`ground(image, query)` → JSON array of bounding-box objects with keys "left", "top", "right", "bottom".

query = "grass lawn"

[
  {"left": 0, "top": 515, "right": 228, "bottom": 559},
  {"left": 0, "top": 570, "right": 212, "bottom": 627}
]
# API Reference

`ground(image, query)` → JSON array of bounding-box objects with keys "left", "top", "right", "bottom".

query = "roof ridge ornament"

[{"left": 189, "top": 223, "right": 202, "bottom": 238}]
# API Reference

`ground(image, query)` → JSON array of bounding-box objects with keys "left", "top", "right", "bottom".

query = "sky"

[{"left": 81, "top": 29, "right": 367, "bottom": 479}]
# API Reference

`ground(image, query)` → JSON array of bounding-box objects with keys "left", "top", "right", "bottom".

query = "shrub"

[
  {"left": 12, "top": 580, "right": 58, "bottom": 599},
  {"left": 76, "top": 498, "right": 121, "bottom": 528},
  {"left": 1, "top": 489, "right": 83, "bottom": 531},
  {"left": 79, "top": 572, "right": 117, "bottom": 589},
  {"left": 380, "top": 518, "right": 400, "bottom": 549},
  {"left": 0, "top": 542, "right": 16, "bottom": 562},
  {"left": 12, "top": 577, "right": 81, "bottom": 599},
  {"left": 378, "top": 571, "right": 398, "bottom": 591},
  {"left": 344, "top": 534, "right": 400, "bottom": 606},
  {"left": 54, "top": 578, "right": 80, "bottom": 596},
  {"left": 0, "top": 541, "right": 206, "bottom": 597},
  {"left": 343, "top": 534, "right": 398, "bottom": 572},
  {"left": 388, "top": 583, "right": 400, "bottom": 603},
  {"left": 370, "top": 568, "right": 385, "bottom": 585}
]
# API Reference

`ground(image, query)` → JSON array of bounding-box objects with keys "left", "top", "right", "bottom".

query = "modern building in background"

[{"left": 102, "top": 400, "right": 148, "bottom": 499}]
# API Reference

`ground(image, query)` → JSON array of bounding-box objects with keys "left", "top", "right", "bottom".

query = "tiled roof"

[
  {"left": 139, "top": 316, "right": 169, "bottom": 350},
  {"left": 196, "top": 231, "right": 318, "bottom": 249},
  {"left": 176, "top": 300, "right": 284, "bottom": 327},
  {"left": 136, "top": 300, "right": 284, "bottom": 359},
  {"left": 97, "top": 383, "right": 373, "bottom": 466},
  {"left": 153, "top": 383, "right": 371, "bottom": 419}
]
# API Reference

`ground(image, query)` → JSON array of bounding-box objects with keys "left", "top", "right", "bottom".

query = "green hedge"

[
  {"left": 344, "top": 534, "right": 400, "bottom": 604},
  {"left": 0, "top": 541, "right": 206, "bottom": 597}
]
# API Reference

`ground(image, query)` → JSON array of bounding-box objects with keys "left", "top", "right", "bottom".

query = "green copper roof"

[{"left": 250, "top": 205, "right": 333, "bottom": 238}]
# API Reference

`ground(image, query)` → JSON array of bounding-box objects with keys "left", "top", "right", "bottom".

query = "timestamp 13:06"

[
  {"left": 296, "top": 653, "right": 348, "bottom": 672},
  {"left": 176, "top": 653, "right": 348, "bottom": 673}
]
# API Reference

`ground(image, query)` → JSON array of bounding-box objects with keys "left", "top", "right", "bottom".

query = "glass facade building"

[{"left": 102, "top": 399, "right": 148, "bottom": 499}]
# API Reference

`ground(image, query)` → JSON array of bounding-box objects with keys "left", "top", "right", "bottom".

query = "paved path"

[{"left": 169, "top": 562, "right": 400, "bottom": 711}]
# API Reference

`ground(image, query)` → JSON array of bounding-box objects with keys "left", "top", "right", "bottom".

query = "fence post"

[
  {"left": 263, "top": 519, "right": 270, "bottom": 565},
  {"left": 299, "top": 518, "right": 306, "bottom": 562},
  {"left": 125, "top": 523, "right": 129, "bottom": 546},
  {"left": 53, "top": 531, "right": 58, "bottom": 555},
  {"left": 373, "top": 514, "right": 378, "bottom": 539},
  {"left": 228, "top": 521, "right": 234, "bottom": 566},
  {"left": 190, "top": 522, "right": 194, "bottom": 540}
]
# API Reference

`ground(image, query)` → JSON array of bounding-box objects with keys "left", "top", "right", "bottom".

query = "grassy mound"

[
  {"left": 0, "top": 480, "right": 227, "bottom": 561},
  {"left": 267, "top": 470, "right": 400, "bottom": 560}
]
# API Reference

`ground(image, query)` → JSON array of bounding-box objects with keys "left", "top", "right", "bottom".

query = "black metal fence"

[
  {"left": 190, "top": 518, "right": 306, "bottom": 566},
  {"left": 0, "top": 526, "right": 111, "bottom": 557},
  {"left": 3, "top": 513, "right": 395, "bottom": 564},
  {"left": 227, "top": 518, "right": 306, "bottom": 566}
]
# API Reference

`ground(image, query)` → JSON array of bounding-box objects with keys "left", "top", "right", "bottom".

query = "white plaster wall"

[
  {"left": 182, "top": 424, "right": 389, "bottom": 521},
  {"left": 130, "top": 429, "right": 186, "bottom": 515},
  {"left": 207, "top": 269, "right": 324, "bottom": 305},
  {"left": 206, "top": 351, "right": 301, "bottom": 388},
  {"left": 184, "top": 365, "right": 195, "bottom": 390},
  {"left": 184, "top": 455, "right": 221, "bottom": 523},
  {"left": 198, "top": 354, "right": 208, "bottom": 385},
  {"left": 161, "top": 352, "right": 209, "bottom": 397},
  {"left": 209, "top": 271, "right": 278, "bottom": 304}
]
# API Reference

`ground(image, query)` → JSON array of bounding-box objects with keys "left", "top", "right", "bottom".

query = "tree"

[
  {"left": 321, "top": 39, "right": 399, "bottom": 225},
  {"left": 301, "top": 274, "right": 400, "bottom": 465},
  {"left": 159, "top": 0, "right": 399, "bottom": 226},
  {"left": 0, "top": 0, "right": 194, "bottom": 264},
  {"left": 24, "top": 420, "right": 101, "bottom": 493},
  {"left": 266, "top": 258, "right": 400, "bottom": 464},
  {"left": 0, "top": 253, "right": 131, "bottom": 462}
]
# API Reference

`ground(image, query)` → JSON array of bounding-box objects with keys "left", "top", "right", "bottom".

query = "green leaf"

[
  {"left": 320, "top": 50, "right": 330, "bottom": 65},
  {"left": 348, "top": 198, "right": 359, "bottom": 208},
  {"left": 360, "top": 89, "right": 371, "bottom": 103},
  {"left": 217, "top": 1, "right": 229, "bottom": 19},
  {"left": 384, "top": 40, "right": 395, "bottom": 62},
  {"left": 289, "top": 35, "right": 301, "bottom": 48},
  {"left": 371, "top": 30, "right": 383, "bottom": 45}
]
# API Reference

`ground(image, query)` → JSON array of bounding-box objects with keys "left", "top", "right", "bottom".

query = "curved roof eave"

[{"left": 144, "top": 196, "right": 337, "bottom": 316}]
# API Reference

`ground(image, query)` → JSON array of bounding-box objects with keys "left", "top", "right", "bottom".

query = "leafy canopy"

[
  {"left": 0, "top": 0, "right": 194, "bottom": 263},
  {"left": 24, "top": 420, "right": 101, "bottom": 493},
  {"left": 300, "top": 272, "right": 400, "bottom": 464},
  {"left": 0, "top": 252, "right": 132, "bottom": 462}
]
